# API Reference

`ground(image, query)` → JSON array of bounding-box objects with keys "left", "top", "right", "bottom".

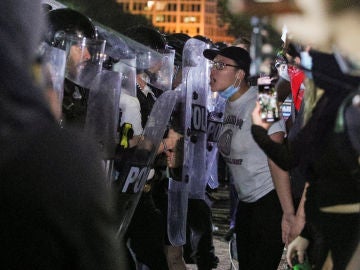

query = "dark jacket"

[
  {"left": 251, "top": 51, "right": 360, "bottom": 210},
  {"left": 0, "top": 1, "right": 126, "bottom": 269}
]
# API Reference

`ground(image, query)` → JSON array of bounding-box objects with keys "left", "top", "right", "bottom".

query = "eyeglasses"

[{"left": 210, "top": 60, "right": 240, "bottom": 71}]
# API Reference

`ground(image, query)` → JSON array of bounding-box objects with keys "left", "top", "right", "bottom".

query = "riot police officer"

[
  {"left": 45, "top": 8, "right": 104, "bottom": 130},
  {"left": 120, "top": 25, "right": 172, "bottom": 270}
]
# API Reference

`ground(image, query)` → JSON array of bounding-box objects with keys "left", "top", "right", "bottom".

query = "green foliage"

[
  {"left": 217, "top": 0, "right": 252, "bottom": 39},
  {"left": 328, "top": 0, "right": 360, "bottom": 13},
  {"left": 217, "top": 0, "right": 282, "bottom": 51},
  {"left": 58, "top": 0, "right": 152, "bottom": 34}
]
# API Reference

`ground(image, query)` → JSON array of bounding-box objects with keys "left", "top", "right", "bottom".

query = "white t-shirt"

[
  {"left": 218, "top": 86, "right": 286, "bottom": 202},
  {"left": 119, "top": 92, "right": 143, "bottom": 136}
]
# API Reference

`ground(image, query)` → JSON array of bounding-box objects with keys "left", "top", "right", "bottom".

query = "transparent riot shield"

[
  {"left": 62, "top": 36, "right": 106, "bottom": 129},
  {"left": 95, "top": 26, "right": 139, "bottom": 187},
  {"left": 206, "top": 92, "right": 226, "bottom": 189},
  {"left": 84, "top": 69, "right": 122, "bottom": 159},
  {"left": 167, "top": 38, "right": 211, "bottom": 246},
  {"left": 185, "top": 38, "right": 211, "bottom": 199},
  {"left": 38, "top": 42, "right": 66, "bottom": 119},
  {"left": 85, "top": 24, "right": 178, "bottom": 240},
  {"left": 113, "top": 58, "right": 137, "bottom": 97},
  {"left": 114, "top": 90, "right": 178, "bottom": 239},
  {"left": 167, "top": 83, "right": 189, "bottom": 246}
]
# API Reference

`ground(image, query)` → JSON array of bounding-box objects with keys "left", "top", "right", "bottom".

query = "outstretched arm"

[{"left": 251, "top": 101, "right": 295, "bottom": 170}]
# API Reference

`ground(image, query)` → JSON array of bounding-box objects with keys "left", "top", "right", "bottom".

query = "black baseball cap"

[{"left": 203, "top": 46, "right": 251, "bottom": 76}]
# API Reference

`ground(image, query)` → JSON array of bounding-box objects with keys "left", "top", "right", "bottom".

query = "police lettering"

[
  {"left": 122, "top": 166, "right": 150, "bottom": 193},
  {"left": 191, "top": 104, "right": 207, "bottom": 132},
  {"left": 207, "top": 120, "right": 222, "bottom": 142}
]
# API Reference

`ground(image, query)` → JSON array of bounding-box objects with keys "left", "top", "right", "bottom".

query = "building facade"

[{"left": 116, "top": 0, "right": 234, "bottom": 43}]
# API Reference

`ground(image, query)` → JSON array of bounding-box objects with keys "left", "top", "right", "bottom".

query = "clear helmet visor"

[
  {"left": 38, "top": 42, "right": 66, "bottom": 115},
  {"left": 141, "top": 48, "right": 175, "bottom": 92},
  {"left": 124, "top": 37, "right": 175, "bottom": 92},
  {"left": 65, "top": 36, "right": 106, "bottom": 88},
  {"left": 97, "top": 27, "right": 138, "bottom": 97}
]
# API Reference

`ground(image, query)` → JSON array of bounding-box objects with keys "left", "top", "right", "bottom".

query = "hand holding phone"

[{"left": 257, "top": 76, "right": 280, "bottom": 123}]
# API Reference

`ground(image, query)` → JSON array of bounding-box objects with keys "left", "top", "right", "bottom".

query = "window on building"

[
  {"left": 154, "top": 1, "right": 167, "bottom": 11},
  {"left": 156, "top": 15, "right": 165, "bottom": 22},
  {"left": 205, "top": 16, "right": 215, "bottom": 24},
  {"left": 181, "top": 4, "right": 191, "bottom": 11},
  {"left": 119, "top": 3, "right": 130, "bottom": 11},
  {"left": 168, "top": 15, "right": 176, "bottom": 22},
  {"left": 146, "top": 0, "right": 154, "bottom": 10},
  {"left": 192, "top": 4, "right": 200, "bottom": 11},
  {"left": 205, "top": 5, "right": 215, "bottom": 13},
  {"left": 182, "top": 16, "right": 198, "bottom": 23},
  {"left": 167, "top": 3, "right": 177, "bottom": 11}
]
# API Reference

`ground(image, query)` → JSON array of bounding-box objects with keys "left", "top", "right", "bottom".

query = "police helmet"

[
  {"left": 123, "top": 25, "right": 167, "bottom": 51},
  {"left": 45, "top": 8, "right": 97, "bottom": 48},
  {"left": 193, "top": 35, "right": 214, "bottom": 46},
  {"left": 97, "top": 28, "right": 131, "bottom": 70},
  {"left": 166, "top": 33, "right": 190, "bottom": 66}
]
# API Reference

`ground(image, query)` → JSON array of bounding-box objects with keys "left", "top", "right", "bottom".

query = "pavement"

[{"left": 186, "top": 236, "right": 232, "bottom": 270}]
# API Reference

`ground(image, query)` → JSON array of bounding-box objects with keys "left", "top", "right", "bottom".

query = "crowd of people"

[{"left": 2, "top": 0, "right": 359, "bottom": 270}]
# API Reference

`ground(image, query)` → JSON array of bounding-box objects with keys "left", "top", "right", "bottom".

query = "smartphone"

[{"left": 258, "top": 80, "right": 280, "bottom": 122}]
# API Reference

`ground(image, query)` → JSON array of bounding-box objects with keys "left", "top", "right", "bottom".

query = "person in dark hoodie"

[
  {"left": 0, "top": 1, "right": 129, "bottom": 269},
  {"left": 251, "top": 50, "right": 360, "bottom": 269}
]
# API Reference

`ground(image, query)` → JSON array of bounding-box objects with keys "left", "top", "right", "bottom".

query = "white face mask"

[
  {"left": 219, "top": 72, "right": 242, "bottom": 99},
  {"left": 278, "top": 64, "right": 290, "bottom": 81},
  {"left": 219, "top": 84, "right": 239, "bottom": 99}
]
